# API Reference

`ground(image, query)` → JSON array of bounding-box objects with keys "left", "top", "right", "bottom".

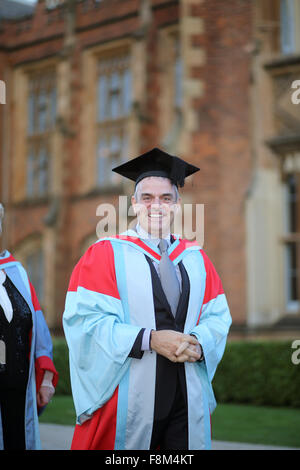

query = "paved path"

[
  {"left": 40, "top": 423, "right": 74, "bottom": 450},
  {"left": 39, "top": 423, "right": 299, "bottom": 451},
  {"left": 211, "top": 440, "right": 298, "bottom": 450}
]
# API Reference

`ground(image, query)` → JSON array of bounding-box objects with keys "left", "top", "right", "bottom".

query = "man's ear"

[
  {"left": 131, "top": 195, "right": 138, "bottom": 215},
  {"left": 174, "top": 197, "right": 182, "bottom": 212}
]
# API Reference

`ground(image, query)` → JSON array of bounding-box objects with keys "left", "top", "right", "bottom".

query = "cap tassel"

[{"left": 170, "top": 157, "right": 186, "bottom": 187}]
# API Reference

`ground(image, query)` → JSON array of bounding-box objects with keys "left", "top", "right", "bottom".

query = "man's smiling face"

[{"left": 131, "top": 177, "right": 181, "bottom": 238}]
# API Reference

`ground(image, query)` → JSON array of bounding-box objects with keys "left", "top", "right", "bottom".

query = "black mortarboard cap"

[{"left": 112, "top": 147, "right": 200, "bottom": 187}]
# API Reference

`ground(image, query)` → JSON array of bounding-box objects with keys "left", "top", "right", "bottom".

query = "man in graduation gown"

[{"left": 63, "top": 147, "right": 232, "bottom": 450}]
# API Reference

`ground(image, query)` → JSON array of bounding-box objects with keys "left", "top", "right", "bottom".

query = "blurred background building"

[{"left": 0, "top": 0, "right": 299, "bottom": 337}]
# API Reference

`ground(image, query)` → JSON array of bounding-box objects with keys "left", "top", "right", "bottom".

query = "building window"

[
  {"left": 173, "top": 36, "right": 183, "bottom": 113},
  {"left": 27, "top": 144, "right": 49, "bottom": 197},
  {"left": 96, "top": 53, "right": 131, "bottom": 187},
  {"left": 27, "top": 71, "right": 56, "bottom": 198},
  {"left": 280, "top": 0, "right": 296, "bottom": 54},
  {"left": 284, "top": 174, "right": 300, "bottom": 312}
]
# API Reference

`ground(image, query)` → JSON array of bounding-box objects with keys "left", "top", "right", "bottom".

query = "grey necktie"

[{"left": 158, "top": 239, "right": 181, "bottom": 317}]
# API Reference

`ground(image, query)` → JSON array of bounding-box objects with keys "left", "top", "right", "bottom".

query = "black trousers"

[
  {"left": 150, "top": 381, "right": 188, "bottom": 450},
  {"left": 0, "top": 388, "right": 26, "bottom": 450}
]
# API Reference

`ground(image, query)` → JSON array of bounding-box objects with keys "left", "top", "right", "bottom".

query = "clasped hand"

[
  {"left": 36, "top": 371, "right": 55, "bottom": 408},
  {"left": 37, "top": 384, "right": 55, "bottom": 408},
  {"left": 150, "top": 330, "right": 202, "bottom": 363}
]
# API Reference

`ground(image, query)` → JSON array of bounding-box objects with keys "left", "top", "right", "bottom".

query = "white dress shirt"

[
  {"left": 0, "top": 270, "right": 13, "bottom": 323},
  {"left": 0, "top": 268, "right": 55, "bottom": 387},
  {"left": 135, "top": 224, "right": 182, "bottom": 288}
]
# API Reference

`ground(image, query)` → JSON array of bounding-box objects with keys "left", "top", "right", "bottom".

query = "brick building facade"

[{"left": 0, "top": 0, "right": 299, "bottom": 337}]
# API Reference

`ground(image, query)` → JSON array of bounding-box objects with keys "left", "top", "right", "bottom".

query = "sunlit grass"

[
  {"left": 39, "top": 395, "right": 76, "bottom": 426},
  {"left": 39, "top": 396, "right": 300, "bottom": 448},
  {"left": 211, "top": 403, "right": 300, "bottom": 448}
]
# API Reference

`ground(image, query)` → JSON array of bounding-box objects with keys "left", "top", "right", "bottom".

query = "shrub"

[
  {"left": 213, "top": 340, "right": 300, "bottom": 407},
  {"left": 51, "top": 336, "right": 71, "bottom": 395},
  {"left": 51, "top": 336, "right": 300, "bottom": 407}
]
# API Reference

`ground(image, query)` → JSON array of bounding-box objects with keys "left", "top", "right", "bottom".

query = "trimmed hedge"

[
  {"left": 213, "top": 340, "right": 300, "bottom": 408},
  {"left": 52, "top": 337, "right": 71, "bottom": 395},
  {"left": 52, "top": 337, "right": 300, "bottom": 407}
]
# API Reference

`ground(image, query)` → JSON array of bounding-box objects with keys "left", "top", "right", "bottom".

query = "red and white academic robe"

[{"left": 63, "top": 231, "right": 231, "bottom": 450}]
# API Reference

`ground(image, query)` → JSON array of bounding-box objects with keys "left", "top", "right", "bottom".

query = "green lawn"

[
  {"left": 211, "top": 403, "right": 300, "bottom": 448},
  {"left": 39, "top": 395, "right": 76, "bottom": 426},
  {"left": 39, "top": 396, "right": 300, "bottom": 448}
]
